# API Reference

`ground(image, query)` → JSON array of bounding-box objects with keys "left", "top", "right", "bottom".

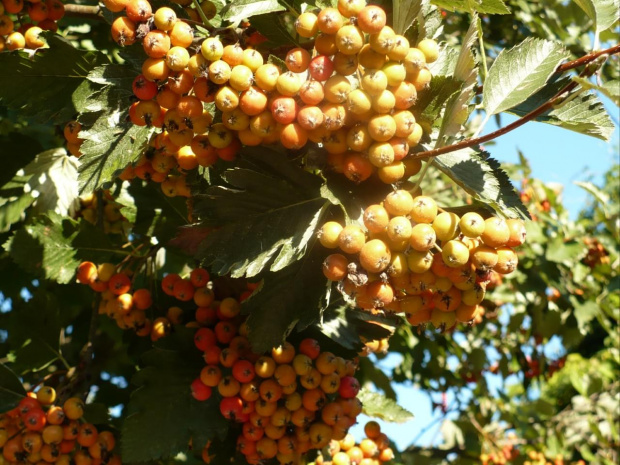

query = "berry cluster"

[
  {"left": 0, "top": 0, "right": 63, "bottom": 51},
  {"left": 76, "top": 192, "right": 128, "bottom": 235},
  {"left": 99, "top": 0, "right": 438, "bottom": 195},
  {"left": 319, "top": 189, "right": 526, "bottom": 330},
  {"left": 190, "top": 303, "right": 362, "bottom": 464},
  {"left": 76, "top": 261, "right": 220, "bottom": 340},
  {"left": 316, "top": 421, "right": 394, "bottom": 465},
  {"left": 0, "top": 390, "right": 120, "bottom": 465}
]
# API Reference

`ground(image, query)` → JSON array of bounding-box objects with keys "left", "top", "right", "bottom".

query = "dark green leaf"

[
  {"left": 417, "top": 75, "right": 462, "bottom": 127},
  {"left": 0, "top": 177, "right": 34, "bottom": 232},
  {"left": 358, "top": 388, "right": 415, "bottom": 423},
  {"left": 0, "top": 364, "right": 26, "bottom": 411},
  {"left": 194, "top": 147, "right": 329, "bottom": 278},
  {"left": 434, "top": 148, "right": 530, "bottom": 219},
  {"left": 122, "top": 328, "right": 228, "bottom": 462},
  {"left": 243, "top": 245, "right": 328, "bottom": 353},
  {"left": 0, "top": 34, "right": 107, "bottom": 123},
  {"left": 249, "top": 13, "right": 300, "bottom": 47},
  {"left": 76, "top": 64, "right": 155, "bottom": 194}
]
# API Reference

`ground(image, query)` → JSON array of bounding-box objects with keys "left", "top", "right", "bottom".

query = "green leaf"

[
  {"left": 417, "top": 75, "right": 463, "bottom": 127},
  {"left": 431, "top": 0, "right": 509, "bottom": 14},
  {"left": 5, "top": 213, "right": 119, "bottom": 284},
  {"left": 483, "top": 38, "right": 570, "bottom": 115},
  {"left": 509, "top": 78, "right": 616, "bottom": 140},
  {"left": 76, "top": 64, "right": 155, "bottom": 194},
  {"left": 392, "top": 0, "right": 423, "bottom": 35},
  {"left": 545, "top": 236, "right": 586, "bottom": 264},
  {"left": 570, "top": 297, "right": 600, "bottom": 333},
  {"left": 358, "top": 388, "right": 414, "bottom": 423},
  {"left": 249, "top": 13, "right": 300, "bottom": 47},
  {"left": 573, "top": 77, "right": 620, "bottom": 106},
  {"left": 0, "top": 34, "right": 107, "bottom": 123},
  {"left": 22, "top": 148, "right": 79, "bottom": 216},
  {"left": 243, "top": 245, "right": 328, "bottom": 353},
  {"left": 434, "top": 148, "right": 530, "bottom": 219},
  {"left": 573, "top": 0, "right": 620, "bottom": 33},
  {"left": 0, "top": 363, "right": 26, "bottom": 411},
  {"left": 0, "top": 178, "right": 34, "bottom": 233},
  {"left": 221, "top": 0, "right": 285, "bottom": 23},
  {"left": 122, "top": 328, "right": 228, "bottom": 462},
  {"left": 193, "top": 147, "right": 329, "bottom": 278},
  {"left": 437, "top": 16, "right": 479, "bottom": 145}
]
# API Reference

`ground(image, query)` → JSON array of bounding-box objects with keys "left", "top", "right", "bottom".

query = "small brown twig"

[
  {"left": 414, "top": 43, "right": 620, "bottom": 160},
  {"left": 63, "top": 4, "right": 104, "bottom": 21}
]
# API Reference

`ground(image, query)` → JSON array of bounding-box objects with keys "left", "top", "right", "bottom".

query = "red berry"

[
  {"left": 191, "top": 378, "right": 212, "bottom": 401},
  {"left": 194, "top": 327, "right": 216, "bottom": 351},
  {"left": 338, "top": 376, "right": 360, "bottom": 398}
]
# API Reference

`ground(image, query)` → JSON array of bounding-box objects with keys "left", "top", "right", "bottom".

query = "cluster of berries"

[
  {"left": 99, "top": 0, "right": 438, "bottom": 197},
  {"left": 76, "top": 192, "right": 128, "bottom": 235},
  {"left": 0, "top": 389, "right": 120, "bottom": 465},
  {"left": 0, "top": 0, "right": 63, "bottom": 51},
  {"left": 319, "top": 189, "right": 526, "bottom": 331},
  {"left": 316, "top": 421, "right": 394, "bottom": 465},
  {"left": 189, "top": 293, "right": 362, "bottom": 464},
  {"left": 76, "top": 261, "right": 221, "bottom": 341}
]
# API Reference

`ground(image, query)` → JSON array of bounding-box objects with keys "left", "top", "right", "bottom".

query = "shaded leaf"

[
  {"left": 417, "top": 75, "right": 463, "bottom": 127},
  {"left": 243, "top": 244, "right": 328, "bottom": 353},
  {"left": 358, "top": 388, "right": 414, "bottom": 423},
  {"left": 573, "top": 77, "right": 620, "bottom": 106},
  {"left": 0, "top": 34, "right": 107, "bottom": 123},
  {"left": 0, "top": 178, "right": 34, "bottom": 233},
  {"left": 0, "top": 364, "right": 26, "bottom": 411},
  {"left": 0, "top": 132, "right": 43, "bottom": 186},
  {"left": 193, "top": 148, "right": 329, "bottom": 278},
  {"left": 483, "top": 38, "right": 569, "bottom": 115},
  {"left": 392, "top": 0, "right": 423, "bottom": 35},
  {"left": 434, "top": 148, "right": 530, "bottom": 219},
  {"left": 122, "top": 328, "right": 228, "bottom": 462},
  {"left": 249, "top": 13, "right": 300, "bottom": 47}
]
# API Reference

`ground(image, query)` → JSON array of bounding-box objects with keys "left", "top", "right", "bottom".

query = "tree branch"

[
  {"left": 63, "top": 4, "right": 104, "bottom": 21},
  {"left": 414, "top": 43, "right": 620, "bottom": 160}
]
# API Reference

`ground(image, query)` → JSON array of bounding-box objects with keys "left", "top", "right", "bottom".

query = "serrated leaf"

[
  {"left": 437, "top": 16, "right": 479, "bottom": 145},
  {"left": 249, "top": 13, "right": 299, "bottom": 47},
  {"left": 573, "top": 0, "right": 620, "bottom": 33},
  {"left": 243, "top": 245, "right": 328, "bottom": 353},
  {"left": 434, "top": 148, "right": 530, "bottom": 219},
  {"left": 122, "top": 328, "right": 228, "bottom": 462},
  {"left": 573, "top": 77, "right": 620, "bottom": 106},
  {"left": 392, "top": 0, "right": 423, "bottom": 35},
  {"left": 76, "top": 63, "right": 155, "bottom": 194},
  {"left": 5, "top": 213, "right": 120, "bottom": 284},
  {"left": 0, "top": 363, "right": 26, "bottom": 411},
  {"left": 0, "top": 34, "right": 107, "bottom": 123},
  {"left": 358, "top": 388, "right": 414, "bottom": 423},
  {"left": 545, "top": 236, "right": 586, "bottom": 263},
  {"left": 431, "top": 0, "right": 509, "bottom": 14},
  {"left": 509, "top": 77, "right": 615, "bottom": 140},
  {"left": 193, "top": 148, "right": 329, "bottom": 278},
  {"left": 21, "top": 148, "right": 79, "bottom": 216},
  {"left": 483, "top": 38, "right": 570, "bottom": 115},
  {"left": 221, "top": 0, "right": 285, "bottom": 23},
  {"left": 417, "top": 75, "right": 462, "bottom": 127}
]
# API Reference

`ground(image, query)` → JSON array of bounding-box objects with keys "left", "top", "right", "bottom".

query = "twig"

[
  {"left": 63, "top": 4, "right": 104, "bottom": 21},
  {"left": 190, "top": 0, "right": 214, "bottom": 32},
  {"left": 413, "top": 43, "right": 620, "bottom": 160}
]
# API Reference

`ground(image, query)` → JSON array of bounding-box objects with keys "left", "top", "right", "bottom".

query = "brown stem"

[
  {"left": 63, "top": 4, "right": 104, "bottom": 20},
  {"left": 558, "top": 43, "right": 620, "bottom": 72},
  {"left": 413, "top": 80, "right": 579, "bottom": 159},
  {"left": 414, "top": 43, "right": 620, "bottom": 160}
]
